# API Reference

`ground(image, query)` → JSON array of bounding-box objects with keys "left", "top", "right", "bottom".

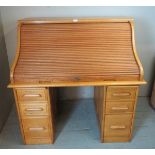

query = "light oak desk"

[{"left": 9, "top": 18, "right": 146, "bottom": 144}]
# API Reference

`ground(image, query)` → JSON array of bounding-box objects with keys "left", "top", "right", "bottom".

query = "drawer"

[
  {"left": 19, "top": 103, "right": 48, "bottom": 117},
  {"left": 22, "top": 117, "right": 51, "bottom": 138},
  {"left": 104, "top": 114, "right": 132, "bottom": 137},
  {"left": 105, "top": 101, "right": 135, "bottom": 114},
  {"left": 106, "top": 86, "right": 138, "bottom": 101},
  {"left": 16, "top": 88, "right": 47, "bottom": 102}
]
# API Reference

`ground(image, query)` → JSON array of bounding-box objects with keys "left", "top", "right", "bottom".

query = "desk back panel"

[{"left": 12, "top": 19, "right": 141, "bottom": 84}]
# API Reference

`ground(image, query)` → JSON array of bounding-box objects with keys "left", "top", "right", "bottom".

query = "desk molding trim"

[{"left": 8, "top": 80, "right": 146, "bottom": 88}]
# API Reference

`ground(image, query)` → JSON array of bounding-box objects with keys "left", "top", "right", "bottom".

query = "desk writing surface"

[{"left": 11, "top": 18, "right": 143, "bottom": 85}]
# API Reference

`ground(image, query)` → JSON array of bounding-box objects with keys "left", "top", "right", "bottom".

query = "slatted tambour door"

[{"left": 14, "top": 21, "right": 140, "bottom": 83}]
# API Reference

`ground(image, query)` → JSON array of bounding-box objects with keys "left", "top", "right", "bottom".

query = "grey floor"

[{"left": 0, "top": 97, "right": 155, "bottom": 149}]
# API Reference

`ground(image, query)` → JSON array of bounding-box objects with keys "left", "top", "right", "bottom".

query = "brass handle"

[
  {"left": 110, "top": 125, "right": 126, "bottom": 130},
  {"left": 111, "top": 107, "right": 129, "bottom": 110},
  {"left": 112, "top": 92, "right": 131, "bottom": 96},
  {"left": 29, "top": 127, "right": 45, "bottom": 131},
  {"left": 25, "top": 108, "right": 44, "bottom": 111},
  {"left": 23, "top": 94, "right": 42, "bottom": 97}
]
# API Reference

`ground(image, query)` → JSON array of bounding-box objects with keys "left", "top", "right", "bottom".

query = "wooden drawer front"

[
  {"left": 104, "top": 114, "right": 132, "bottom": 137},
  {"left": 16, "top": 88, "right": 47, "bottom": 102},
  {"left": 105, "top": 101, "right": 134, "bottom": 114},
  {"left": 106, "top": 86, "right": 137, "bottom": 101},
  {"left": 22, "top": 117, "right": 51, "bottom": 138},
  {"left": 19, "top": 103, "right": 48, "bottom": 117}
]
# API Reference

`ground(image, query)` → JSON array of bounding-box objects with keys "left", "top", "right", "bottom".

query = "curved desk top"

[{"left": 9, "top": 18, "right": 146, "bottom": 88}]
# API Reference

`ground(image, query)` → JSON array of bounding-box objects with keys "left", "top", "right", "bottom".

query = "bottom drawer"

[
  {"left": 22, "top": 117, "right": 52, "bottom": 139},
  {"left": 104, "top": 114, "right": 132, "bottom": 137}
]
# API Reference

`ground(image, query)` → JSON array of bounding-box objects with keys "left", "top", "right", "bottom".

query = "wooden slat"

[{"left": 13, "top": 21, "right": 140, "bottom": 83}]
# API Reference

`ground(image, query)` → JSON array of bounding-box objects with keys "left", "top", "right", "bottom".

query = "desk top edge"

[
  {"left": 18, "top": 17, "right": 134, "bottom": 24},
  {"left": 8, "top": 80, "right": 146, "bottom": 88}
]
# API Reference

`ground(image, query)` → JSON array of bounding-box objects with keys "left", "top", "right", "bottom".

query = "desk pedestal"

[
  {"left": 13, "top": 85, "right": 138, "bottom": 144},
  {"left": 95, "top": 86, "right": 138, "bottom": 142},
  {"left": 13, "top": 87, "right": 55, "bottom": 144}
]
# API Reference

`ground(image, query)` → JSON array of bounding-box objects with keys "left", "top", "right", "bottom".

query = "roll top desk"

[{"left": 8, "top": 18, "right": 146, "bottom": 144}]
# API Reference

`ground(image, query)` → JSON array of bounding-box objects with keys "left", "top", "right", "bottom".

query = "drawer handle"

[
  {"left": 29, "top": 127, "right": 46, "bottom": 131},
  {"left": 23, "top": 94, "right": 42, "bottom": 97},
  {"left": 25, "top": 108, "right": 44, "bottom": 111},
  {"left": 112, "top": 92, "right": 131, "bottom": 96},
  {"left": 111, "top": 107, "right": 129, "bottom": 110},
  {"left": 110, "top": 125, "right": 126, "bottom": 130}
]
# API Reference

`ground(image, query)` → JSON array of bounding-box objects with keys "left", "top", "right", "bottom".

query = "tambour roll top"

[{"left": 10, "top": 18, "right": 145, "bottom": 86}]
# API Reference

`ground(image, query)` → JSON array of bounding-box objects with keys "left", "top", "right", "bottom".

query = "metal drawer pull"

[
  {"left": 25, "top": 108, "right": 44, "bottom": 111},
  {"left": 110, "top": 125, "right": 126, "bottom": 130},
  {"left": 111, "top": 107, "right": 129, "bottom": 110},
  {"left": 23, "top": 94, "right": 42, "bottom": 97},
  {"left": 29, "top": 127, "right": 46, "bottom": 131},
  {"left": 112, "top": 92, "right": 131, "bottom": 96}
]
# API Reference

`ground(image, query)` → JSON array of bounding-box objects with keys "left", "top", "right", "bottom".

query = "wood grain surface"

[{"left": 12, "top": 19, "right": 141, "bottom": 84}]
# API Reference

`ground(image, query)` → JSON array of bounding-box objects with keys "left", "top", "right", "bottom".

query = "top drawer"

[
  {"left": 16, "top": 88, "right": 48, "bottom": 102},
  {"left": 106, "top": 86, "right": 138, "bottom": 101}
]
